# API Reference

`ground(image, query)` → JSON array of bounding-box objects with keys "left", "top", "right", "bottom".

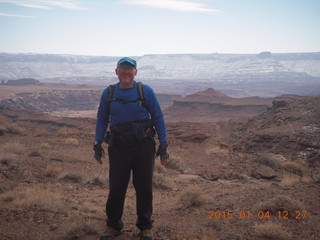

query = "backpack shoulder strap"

[
  {"left": 107, "top": 84, "right": 115, "bottom": 119},
  {"left": 107, "top": 82, "right": 147, "bottom": 117},
  {"left": 136, "top": 81, "right": 147, "bottom": 108},
  {"left": 108, "top": 84, "right": 115, "bottom": 101}
]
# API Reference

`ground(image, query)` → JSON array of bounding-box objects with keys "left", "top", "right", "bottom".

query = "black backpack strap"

[
  {"left": 107, "top": 84, "right": 115, "bottom": 120},
  {"left": 108, "top": 84, "right": 115, "bottom": 100},
  {"left": 136, "top": 81, "right": 147, "bottom": 108},
  {"left": 107, "top": 82, "right": 147, "bottom": 117}
]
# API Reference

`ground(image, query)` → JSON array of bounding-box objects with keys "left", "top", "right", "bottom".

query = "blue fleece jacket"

[{"left": 95, "top": 81, "right": 168, "bottom": 146}]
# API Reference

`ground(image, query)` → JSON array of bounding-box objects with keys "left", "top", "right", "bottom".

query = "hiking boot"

[
  {"left": 99, "top": 225, "right": 122, "bottom": 240},
  {"left": 139, "top": 229, "right": 153, "bottom": 240}
]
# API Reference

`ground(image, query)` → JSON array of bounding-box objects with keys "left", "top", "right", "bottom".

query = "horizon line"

[{"left": 0, "top": 51, "right": 320, "bottom": 57}]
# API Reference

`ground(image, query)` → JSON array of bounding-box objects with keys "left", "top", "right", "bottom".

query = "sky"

[{"left": 0, "top": 0, "right": 319, "bottom": 56}]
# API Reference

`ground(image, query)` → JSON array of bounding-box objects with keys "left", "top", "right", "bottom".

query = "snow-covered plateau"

[{"left": 1, "top": 52, "right": 320, "bottom": 97}]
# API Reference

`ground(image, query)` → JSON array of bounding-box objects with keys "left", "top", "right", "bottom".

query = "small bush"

[
  {"left": 0, "top": 186, "right": 63, "bottom": 210},
  {"left": 154, "top": 161, "right": 167, "bottom": 174},
  {"left": 45, "top": 165, "right": 61, "bottom": 178},
  {"left": 179, "top": 186, "right": 209, "bottom": 208},
  {"left": 254, "top": 222, "right": 291, "bottom": 240},
  {"left": 2, "top": 142, "right": 28, "bottom": 155},
  {"left": 0, "top": 157, "right": 14, "bottom": 167},
  {"left": 65, "top": 137, "right": 80, "bottom": 145},
  {"left": 57, "top": 127, "right": 79, "bottom": 135},
  {"left": 40, "top": 143, "right": 51, "bottom": 150},
  {"left": 301, "top": 176, "right": 313, "bottom": 183},
  {"left": 29, "top": 151, "right": 41, "bottom": 157},
  {"left": 281, "top": 174, "right": 300, "bottom": 186},
  {"left": 60, "top": 173, "right": 84, "bottom": 183},
  {"left": 65, "top": 219, "right": 98, "bottom": 239},
  {"left": 258, "top": 153, "right": 285, "bottom": 168},
  {"left": 254, "top": 195, "right": 305, "bottom": 216},
  {"left": 4, "top": 123, "right": 26, "bottom": 135},
  {"left": 166, "top": 157, "right": 183, "bottom": 172},
  {"left": 33, "top": 127, "right": 48, "bottom": 137},
  {"left": 282, "top": 161, "right": 305, "bottom": 176},
  {"left": 87, "top": 177, "right": 106, "bottom": 187},
  {"left": 153, "top": 172, "right": 173, "bottom": 190}
]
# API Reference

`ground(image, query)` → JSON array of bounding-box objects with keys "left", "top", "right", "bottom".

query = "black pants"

[{"left": 106, "top": 136, "right": 155, "bottom": 230}]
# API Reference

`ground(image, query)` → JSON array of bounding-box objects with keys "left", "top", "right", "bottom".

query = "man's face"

[{"left": 115, "top": 66, "right": 137, "bottom": 87}]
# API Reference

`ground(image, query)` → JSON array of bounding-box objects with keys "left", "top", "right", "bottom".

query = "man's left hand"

[{"left": 156, "top": 145, "right": 169, "bottom": 166}]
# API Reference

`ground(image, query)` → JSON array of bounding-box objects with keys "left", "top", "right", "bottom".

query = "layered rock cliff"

[{"left": 164, "top": 88, "right": 273, "bottom": 122}]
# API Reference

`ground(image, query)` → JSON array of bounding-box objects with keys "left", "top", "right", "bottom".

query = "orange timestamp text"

[{"left": 208, "top": 210, "right": 307, "bottom": 220}]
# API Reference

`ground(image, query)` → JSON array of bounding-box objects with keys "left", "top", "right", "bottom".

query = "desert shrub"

[
  {"left": 153, "top": 172, "right": 173, "bottom": 190},
  {"left": 4, "top": 123, "right": 26, "bottom": 135},
  {"left": 254, "top": 195, "right": 305, "bottom": 216},
  {"left": 301, "top": 176, "right": 313, "bottom": 183},
  {"left": 282, "top": 161, "right": 305, "bottom": 176},
  {"left": 57, "top": 126, "right": 79, "bottom": 135},
  {"left": 312, "top": 173, "right": 320, "bottom": 183},
  {"left": 29, "top": 151, "right": 41, "bottom": 157},
  {"left": 258, "top": 154, "right": 307, "bottom": 177},
  {"left": 258, "top": 153, "right": 285, "bottom": 168},
  {"left": 60, "top": 173, "right": 84, "bottom": 183},
  {"left": 2, "top": 142, "right": 28, "bottom": 155},
  {"left": 33, "top": 127, "right": 48, "bottom": 137},
  {"left": 179, "top": 186, "right": 209, "bottom": 208},
  {"left": 220, "top": 170, "right": 244, "bottom": 180},
  {"left": 0, "top": 186, "right": 63, "bottom": 210},
  {"left": 281, "top": 174, "right": 300, "bottom": 186},
  {"left": 65, "top": 218, "right": 98, "bottom": 239},
  {"left": 65, "top": 137, "right": 80, "bottom": 145},
  {"left": 254, "top": 222, "right": 291, "bottom": 240},
  {"left": 166, "top": 156, "right": 183, "bottom": 172},
  {"left": 0, "top": 157, "right": 14, "bottom": 167},
  {"left": 219, "top": 162, "right": 229, "bottom": 169},
  {"left": 0, "top": 154, "right": 19, "bottom": 169},
  {"left": 154, "top": 161, "right": 167, "bottom": 174},
  {"left": 40, "top": 142, "right": 51, "bottom": 150},
  {"left": 86, "top": 177, "right": 106, "bottom": 187},
  {"left": 45, "top": 165, "right": 61, "bottom": 178}
]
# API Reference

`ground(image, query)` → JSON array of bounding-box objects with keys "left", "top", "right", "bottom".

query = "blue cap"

[{"left": 117, "top": 57, "right": 137, "bottom": 68}]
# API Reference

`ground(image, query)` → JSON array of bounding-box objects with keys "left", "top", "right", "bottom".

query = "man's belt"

[
  {"left": 110, "top": 119, "right": 153, "bottom": 134},
  {"left": 106, "top": 119, "right": 154, "bottom": 143}
]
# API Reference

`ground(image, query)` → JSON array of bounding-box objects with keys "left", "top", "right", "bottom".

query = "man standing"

[{"left": 94, "top": 57, "right": 169, "bottom": 240}]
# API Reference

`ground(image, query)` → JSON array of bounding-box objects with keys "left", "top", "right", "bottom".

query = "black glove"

[
  {"left": 156, "top": 145, "right": 169, "bottom": 161},
  {"left": 93, "top": 142, "right": 105, "bottom": 161}
]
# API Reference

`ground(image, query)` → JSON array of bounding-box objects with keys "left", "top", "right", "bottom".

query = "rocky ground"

[{"left": 0, "top": 95, "right": 319, "bottom": 240}]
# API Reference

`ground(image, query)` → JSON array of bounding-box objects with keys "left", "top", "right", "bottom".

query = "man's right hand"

[{"left": 93, "top": 142, "right": 105, "bottom": 165}]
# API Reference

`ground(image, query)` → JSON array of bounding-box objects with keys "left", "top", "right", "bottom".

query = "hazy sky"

[{"left": 0, "top": 0, "right": 319, "bottom": 56}]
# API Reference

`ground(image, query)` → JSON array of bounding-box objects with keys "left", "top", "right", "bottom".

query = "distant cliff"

[
  {"left": 164, "top": 88, "right": 273, "bottom": 122},
  {"left": 1, "top": 90, "right": 101, "bottom": 112},
  {"left": 1, "top": 78, "right": 41, "bottom": 86},
  {"left": 0, "top": 88, "right": 179, "bottom": 113}
]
